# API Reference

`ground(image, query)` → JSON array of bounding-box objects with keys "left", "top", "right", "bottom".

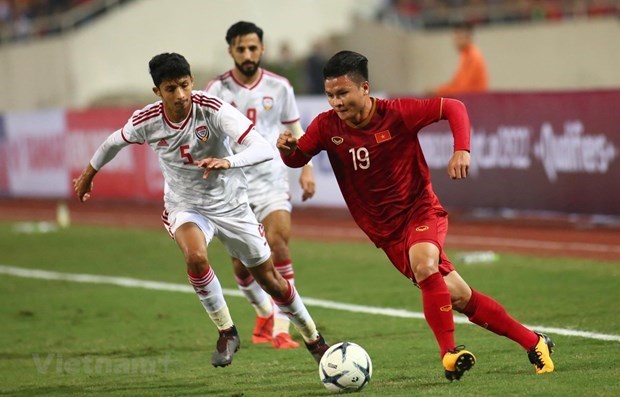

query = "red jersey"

[{"left": 297, "top": 97, "right": 469, "bottom": 248}]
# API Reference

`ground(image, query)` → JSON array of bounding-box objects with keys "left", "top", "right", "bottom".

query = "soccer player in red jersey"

[{"left": 277, "top": 50, "right": 554, "bottom": 380}]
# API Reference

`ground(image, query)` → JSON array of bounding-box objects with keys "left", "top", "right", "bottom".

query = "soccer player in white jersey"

[
  {"left": 73, "top": 52, "right": 329, "bottom": 367},
  {"left": 205, "top": 21, "right": 316, "bottom": 350}
]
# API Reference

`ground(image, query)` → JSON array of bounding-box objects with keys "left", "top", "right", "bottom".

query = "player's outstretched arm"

[
  {"left": 447, "top": 150, "right": 470, "bottom": 180},
  {"left": 441, "top": 98, "right": 471, "bottom": 180},
  {"left": 74, "top": 129, "right": 132, "bottom": 201},
  {"left": 278, "top": 131, "right": 313, "bottom": 169},
  {"left": 195, "top": 129, "right": 274, "bottom": 179},
  {"left": 73, "top": 164, "right": 97, "bottom": 202},
  {"left": 194, "top": 158, "right": 231, "bottom": 180},
  {"left": 276, "top": 131, "right": 298, "bottom": 156}
]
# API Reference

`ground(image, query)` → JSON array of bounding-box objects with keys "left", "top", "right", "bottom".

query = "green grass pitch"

[{"left": 0, "top": 222, "right": 619, "bottom": 396}]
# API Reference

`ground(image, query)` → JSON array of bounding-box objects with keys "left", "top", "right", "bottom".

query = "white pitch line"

[{"left": 1, "top": 264, "right": 619, "bottom": 343}]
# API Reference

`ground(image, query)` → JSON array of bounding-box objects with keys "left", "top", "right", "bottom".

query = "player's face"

[
  {"left": 153, "top": 76, "right": 194, "bottom": 122},
  {"left": 324, "top": 75, "right": 370, "bottom": 123},
  {"left": 229, "top": 33, "right": 264, "bottom": 77}
]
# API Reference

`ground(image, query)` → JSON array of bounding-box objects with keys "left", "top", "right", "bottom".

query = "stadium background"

[
  {"left": 0, "top": 0, "right": 618, "bottom": 238},
  {"left": 0, "top": 0, "right": 618, "bottom": 256},
  {"left": 0, "top": 2, "right": 619, "bottom": 396}
]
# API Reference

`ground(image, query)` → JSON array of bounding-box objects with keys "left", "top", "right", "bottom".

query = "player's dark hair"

[
  {"left": 149, "top": 53, "right": 192, "bottom": 88},
  {"left": 226, "top": 21, "right": 263, "bottom": 45},
  {"left": 323, "top": 50, "right": 369, "bottom": 84}
]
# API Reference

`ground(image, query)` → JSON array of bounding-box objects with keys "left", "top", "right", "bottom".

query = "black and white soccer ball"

[{"left": 318, "top": 342, "right": 372, "bottom": 393}]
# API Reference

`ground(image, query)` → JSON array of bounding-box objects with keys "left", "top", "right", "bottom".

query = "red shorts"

[{"left": 382, "top": 213, "right": 455, "bottom": 285}]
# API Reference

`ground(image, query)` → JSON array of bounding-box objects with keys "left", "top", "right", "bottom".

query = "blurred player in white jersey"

[
  {"left": 205, "top": 21, "right": 316, "bottom": 349},
  {"left": 73, "top": 53, "right": 329, "bottom": 367}
]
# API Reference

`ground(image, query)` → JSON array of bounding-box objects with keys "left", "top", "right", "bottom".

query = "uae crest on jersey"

[
  {"left": 195, "top": 125, "right": 209, "bottom": 142},
  {"left": 262, "top": 96, "right": 274, "bottom": 110}
]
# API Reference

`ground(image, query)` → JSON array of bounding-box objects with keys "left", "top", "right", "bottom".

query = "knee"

[
  {"left": 442, "top": 272, "right": 473, "bottom": 312},
  {"left": 267, "top": 231, "right": 289, "bottom": 257},
  {"left": 448, "top": 282, "right": 472, "bottom": 313},
  {"left": 409, "top": 243, "right": 440, "bottom": 281},
  {"left": 451, "top": 293, "right": 470, "bottom": 313},
  {"left": 232, "top": 258, "right": 250, "bottom": 279},
  {"left": 410, "top": 256, "right": 439, "bottom": 280},
  {"left": 185, "top": 251, "right": 209, "bottom": 274}
]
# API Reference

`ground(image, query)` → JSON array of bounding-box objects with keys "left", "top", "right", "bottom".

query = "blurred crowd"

[
  {"left": 0, "top": 0, "right": 101, "bottom": 41},
  {"left": 262, "top": 40, "right": 330, "bottom": 95},
  {"left": 377, "top": 0, "right": 619, "bottom": 29}
]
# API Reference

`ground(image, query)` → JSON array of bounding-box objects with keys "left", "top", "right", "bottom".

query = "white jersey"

[
  {"left": 205, "top": 69, "right": 300, "bottom": 200},
  {"left": 121, "top": 91, "right": 254, "bottom": 214}
]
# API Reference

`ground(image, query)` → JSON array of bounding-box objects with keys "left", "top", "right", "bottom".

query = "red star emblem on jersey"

[{"left": 375, "top": 130, "right": 392, "bottom": 143}]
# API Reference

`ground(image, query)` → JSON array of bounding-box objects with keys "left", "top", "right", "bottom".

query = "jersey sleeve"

[
  {"left": 280, "top": 83, "right": 301, "bottom": 124},
  {"left": 89, "top": 129, "right": 129, "bottom": 170},
  {"left": 296, "top": 115, "right": 324, "bottom": 156},
  {"left": 204, "top": 78, "right": 222, "bottom": 97},
  {"left": 398, "top": 97, "right": 443, "bottom": 132},
  {"left": 215, "top": 101, "right": 255, "bottom": 144},
  {"left": 224, "top": 129, "right": 274, "bottom": 168},
  {"left": 400, "top": 97, "right": 471, "bottom": 152},
  {"left": 90, "top": 113, "right": 146, "bottom": 170},
  {"left": 441, "top": 98, "right": 471, "bottom": 151},
  {"left": 121, "top": 109, "right": 149, "bottom": 144}
]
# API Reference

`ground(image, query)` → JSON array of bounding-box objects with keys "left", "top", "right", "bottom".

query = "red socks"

[
  {"left": 418, "top": 272, "right": 456, "bottom": 357},
  {"left": 463, "top": 289, "right": 539, "bottom": 350},
  {"left": 274, "top": 259, "right": 294, "bottom": 280},
  {"left": 418, "top": 274, "right": 539, "bottom": 356}
]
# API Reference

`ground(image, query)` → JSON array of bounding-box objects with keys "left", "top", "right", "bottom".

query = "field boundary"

[
  {"left": 1, "top": 199, "right": 619, "bottom": 262},
  {"left": 2, "top": 264, "right": 619, "bottom": 343}
]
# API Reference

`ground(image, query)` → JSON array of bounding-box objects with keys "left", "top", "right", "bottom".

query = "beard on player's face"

[{"left": 235, "top": 60, "right": 261, "bottom": 77}]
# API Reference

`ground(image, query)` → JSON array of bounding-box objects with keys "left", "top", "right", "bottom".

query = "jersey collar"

[
  {"left": 163, "top": 103, "right": 193, "bottom": 130},
  {"left": 345, "top": 97, "right": 377, "bottom": 129},
  {"left": 230, "top": 68, "right": 263, "bottom": 90}
]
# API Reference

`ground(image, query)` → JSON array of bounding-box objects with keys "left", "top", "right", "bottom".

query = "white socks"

[
  {"left": 273, "top": 280, "right": 318, "bottom": 343},
  {"left": 237, "top": 269, "right": 297, "bottom": 337},
  {"left": 236, "top": 274, "right": 273, "bottom": 318},
  {"left": 188, "top": 267, "right": 233, "bottom": 330},
  {"left": 273, "top": 278, "right": 294, "bottom": 336}
]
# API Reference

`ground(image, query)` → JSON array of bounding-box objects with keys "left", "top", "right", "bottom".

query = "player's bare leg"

[
  {"left": 175, "top": 223, "right": 239, "bottom": 367},
  {"left": 232, "top": 258, "right": 274, "bottom": 344},
  {"left": 263, "top": 210, "right": 300, "bottom": 349},
  {"left": 248, "top": 259, "right": 328, "bottom": 362},
  {"left": 444, "top": 270, "right": 554, "bottom": 374},
  {"left": 409, "top": 242, "right": 475, "bottom": 380}
]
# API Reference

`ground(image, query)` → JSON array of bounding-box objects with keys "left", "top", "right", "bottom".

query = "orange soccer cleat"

[
  {"left": 251, "top": 314, "right": 273, "bottom": 344},
  {"left": 272, "top": 332, "right": 300, "bottom": 349}
]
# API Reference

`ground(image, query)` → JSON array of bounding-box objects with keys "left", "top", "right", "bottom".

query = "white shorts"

[
  {"left": 248, "top": 191, "right": 292, "bottom": 223},
  {"left": 161, "top": 205, "right": 271, "bottom": 268}
]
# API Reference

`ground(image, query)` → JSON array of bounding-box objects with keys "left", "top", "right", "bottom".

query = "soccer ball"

[{"left": 319, "top": 342, "right": 372, "bottom": 393}]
